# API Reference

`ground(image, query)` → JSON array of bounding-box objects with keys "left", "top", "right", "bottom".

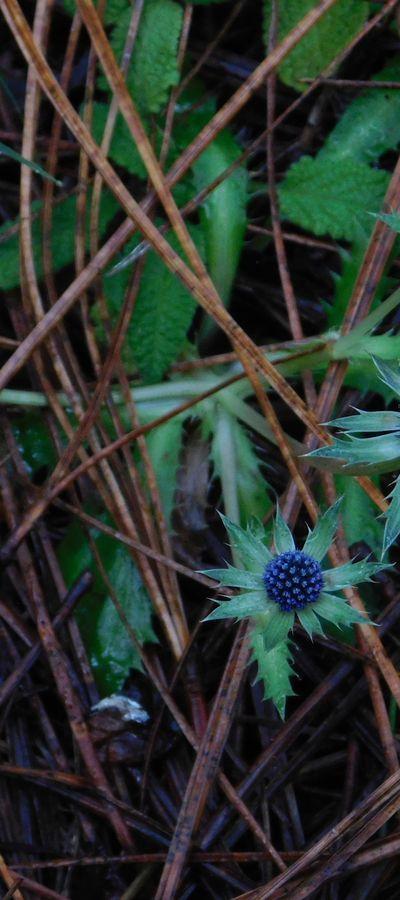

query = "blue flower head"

[{"left": 202, "top": 500, "right": 388, "bottom": 718}]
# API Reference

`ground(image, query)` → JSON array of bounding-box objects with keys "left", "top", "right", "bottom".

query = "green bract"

[{"left": 202, "top": 503, "right": 386, "bottom": 718}]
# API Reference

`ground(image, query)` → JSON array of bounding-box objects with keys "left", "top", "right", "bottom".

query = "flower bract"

[{"left": 202, "top": 501, "right": 388, "bottom": 718}]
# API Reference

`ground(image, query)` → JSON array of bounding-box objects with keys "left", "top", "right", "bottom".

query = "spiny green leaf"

[
  {"left": 193, "top": 129, "right": 247, "bottom": 308},
  {"left": 203, "top": 592, "right": 267, "bottom": 622},
  {"left": 273, "top": 506, "right": 295, "bottom": 554},
  {"left": 263, "top": 0, "right": 368, "bottom": 93},
  {"left": 218, "top": 513, "right": 273, "bottom": 570},
  {"left": 297, "top": 606, "right": 325, "bottom": 639},
  {"left": 383, "top": 475, "right": 400, "bottom": 555},
  {"left": 307, "top": 434, "right": 400, "bottom": 475},
  {"left": 104, "top": 0, "right": 183, "bottom": 114},
  {"left": 323, "top": 560, "right": 388, "bottom": 592},
  {"left": 208, "top": 414, "right": 272, "bottom": 527},
  {"left": 0, "top": 189, "right": 118, "bottom": 291},
  {"left": 336, "top": 475, "right": 384, "bottom": 559},
  {"left": 302, "top": 499, "right": 341, "bottom": 562},
  {"left": 58, "top": 515, "right": 157, "bottom": 696},
  {"left": 327, "top": 410, "right": 400, "bottom": 434},
  {"left": 251, "top": 630, "right": 295, "bottom": 719},
  {"left": 374, "top": 211, "right": 400, "bottom": 233},
  {"left": 372, "top": 357, "right": 400, "bottom": 398},
  {"left": 314, "top": 592, "right": 369, "bottom": 628},
  {"left": 261, "top": 609, "right": 294, "bottom": 652},
  {"left": 279, "top": 156, "right": 389, "bottom": 242},
  {"left": 201, "top": 566, "right": 264, "bottom": 590}
]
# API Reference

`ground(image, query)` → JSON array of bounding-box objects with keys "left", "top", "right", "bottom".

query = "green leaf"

[
  {"left": 251, "top": 630, "right": 295, "bottom": 719},
  {"left": 105, "top": 0, "right": 183, "bottom": 114},
  {"left": 218, "top": 513, "right": 273, "bottom": 571},
  {"left": 307, "top": 434, "right": 400, "bottom": 475},
  {"left": 314, "top": 592, "right": 369, "bottom": 628},
  {"left": 201, "top": 566, "right": 264, "bottom": 590},
  {"left": 192, "top": 129, "right": 247, "bottom": 306},
  {"left": 323, "top": 560, "right": 388, "bottom": 592},
  {"left": 279, "top": 156, "right": 389, "bottom": 242},
  {"left": 372, "top": 357, "right": 400, "bottom": 398},
  {"left": 94, "top": 223, "right": 204, "bottom": 383},
  {"left": 261, "top": 609, "right": 294, "bottom": 652},
  {"left": 203, "top": 591, "right": 267, "bottom": 622},
  {"left": 320, "top": 64, "right": 400, "bottom": 165},
  {"left": 327, "top": 235, "right": 396, "bottom": 329},
  {"left": 336, "top": 475, "right": 384, "bottom": 559},
  {"left": 302, "top": 499, "right": 341, "bottom": 562},
  {"left": 91, "top": 102, "right": 148, "bottom": 179},
  {"left": 12, "top": 412, "right": 59, "bottom": 475},
  {"left": 327, "top": 410, "right": 400, "bottom": 433},
  {"left": 145, "top": 418, "right": 184, "bottom": 524},
  {"left": 208, "top": 414, "right": 272, "bottom": 527},
  {"left": 58, "top": 516, "right": 157, "bottom": 696},
  {"left": 297, "top": 606, "right": 325, "bottom": 639},
  {"left": 0, "top": 189, "right": 118, "bottom": 291},
  {"left": 263, "top": 0, "right": 368, "bottom": 93},
  {"left": 383, "top": 475, "right": 400, "bottom": 555},
  {"left": 374, "top": 211, "right": 400, "bottom": 233},
  {"left": 0, "top": 142, "right": 61, "bottom": 185},
  {"left": 273, "top": 506, "right": 295, "bottom": 554}
]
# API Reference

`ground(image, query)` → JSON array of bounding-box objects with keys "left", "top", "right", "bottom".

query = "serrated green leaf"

[
  {"left": 297, "top": 606, "right": 325, "bottom": 639},
  {"left": 93, "top": 223, "right": 204, "bottom": 383},
  {"left": 251, "top": 630, "right": 295, "bottom": 719},
  {"left": 323, "top": 560, "right": 388, "bottom": 592},
  {"left": 263, "top": 0, "right": 368, "bottom": 93},
  {"left": 58, "top": 515, "right": 157, "bottom": 696},
  {"left": 193, "top": 129, "right": 247, "bottom": 308},
  {"left": 0, "top": 189, "right": 118, "bottom": 291},
  {"left": 336, "top": 475, "right": 384, "bottom": 559},
  {"left": 203, "top": 591, "right": 267, "bottom": 622},
  {"left": 202, "top": 566, "right": 264, "bottom": 590},
  {"left": 273, "top": 506, "right": 295, "bottom": 554},
  {"left": 383, "top": 475, "right": 400, "bottom": 555},
  {"left": 104, "top": 0, "right": 183, "bottom": 114},
  {"left": 308, "top": 434, "right": 400, "bottom": 475},
  {"left": 327, "top": 410, "right": 400, "bottom": 433},
  {"left": 279, "top": 156, "right": 389, "bottom": 242},
  {"left": 218, "top": 513, "right": 273, "bottom": 570},
  {"left": 320, "top": 64, "right": 400, "bottom": 164},
  {"left": 314, "top": 592, "right": 369, "bottom": 628},
  {"left": 302, "top": 499, "right": 341, "bottom": 562}
]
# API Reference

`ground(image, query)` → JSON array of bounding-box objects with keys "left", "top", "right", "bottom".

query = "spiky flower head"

[{"left": 202, "top": 501, "right": 387, "bottom": 718}]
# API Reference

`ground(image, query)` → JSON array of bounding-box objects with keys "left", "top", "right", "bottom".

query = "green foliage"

[
  {"left": 63, "top": 0, "right": 130, "bottom": 25},
  {"left": 302, "top": 498, "right": 342, "bottom": 562},
  {"left": 104, "top": 0, "right": 183, "bottom": 114},
  {"left": 93, "top": 224, "right": 204, "bottom": 383},
  {"left": 12, "top": 413, "right": 58, "bottom": 475},
  {"left": 251, "top": 631, "right": 295, "bottom": 719},
  {"left": 279, "top": 63, "right": 400, "bottom": 241},
  {"left": 193, "top": 130, "right": 248, "bottom": 304},
  {"left": 209, "top": 415, "right": 272, "bottom": 526},
  {"left": 144, "top": 418, "right": 185, "bottom": 524},
  {"left": 263, "top": 0, "right": 368, "bottom": 92},
  {"left": 279, "top": 157, "right": 389, "bottom": 242},
  {"left": 0, "top": 142, "right": 61, "bottom": 184},
  {"left": 91, "top": 102, "right": 148, "bottom": 178},
  {"left": 58, "top": 516, "right": 157, "bottom": 696},
  {"left": 0, "top": 189, "right": 118, "bottom": 291}
]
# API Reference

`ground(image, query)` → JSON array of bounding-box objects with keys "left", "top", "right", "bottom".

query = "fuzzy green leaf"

[
  {"left": 251, "top": 630, "right": 295, "bottom": 719},
  {"left": 193, "top": 129, "right": 247, "bottom": 307},
  {"left": 320, "top": 64, "right": 400, "bottom": 165},
  {"left": 105, "top": 0, "right": 183, "bottom": 114},
  {"left": 273, "top": 506, "right": 295, "bottom": 554},
  {"left": 279, "top": 156, "right": 389, "bottom": 242},
  {"left": 302, "top": 499, "right": 341, "bottom": 562},
  {"left": 94, "top": 224, "right": 204, "bottom": 383},
  {"left": 218, "top": 513, "right": 273, "bottom": 571},
  {"left": 0, "top": 189, "right": 118, "bottom": 292},
  {"left": 263, "top": 0, "right": 368, "bottom": 93},
  {"left": 314, "top": 592, "right": 369, "bottom": 628},
  {"left": 204, "top": 591, "right": 267, "bottom": 622},
  {"left": 297, "top": 606, "right": 325, "bottom": 639},
  {"left": 327, "top": 410, "right": 400, "bottom": 434},
  {"left": 58, "top": 516, "right": 157, "bottom": 696},
  {"left": 323, "top": 560, "right": 388, "bottom": 592},
  {"left": 201, "top": 566, "right": 264, "bottom": 590},
  {"left": 383, "top": 475, "right": 400, "bottom": 555}
]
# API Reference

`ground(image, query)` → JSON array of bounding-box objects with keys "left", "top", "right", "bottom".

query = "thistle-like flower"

[{"left": 202, "top": 501, "right": 387, "bottom": 718}]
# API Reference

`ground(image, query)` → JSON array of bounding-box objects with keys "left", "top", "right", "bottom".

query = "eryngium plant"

[
  {"left": 202, "top": 502, "right": 386, "bottom": 717},
  {"left": 307, "top": 357, "right": 400, "bottom": 555}
]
